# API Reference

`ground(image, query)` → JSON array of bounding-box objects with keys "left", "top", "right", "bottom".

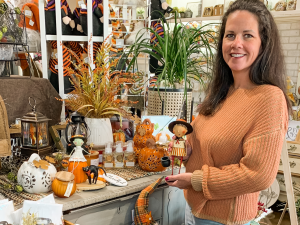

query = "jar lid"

[{"left": 55, "top": 171, "right": 75, "bottom": 182}]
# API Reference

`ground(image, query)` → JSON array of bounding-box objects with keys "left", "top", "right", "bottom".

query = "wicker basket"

[{"left": 148, "top": 88, "right": 193, "bottom": 122}]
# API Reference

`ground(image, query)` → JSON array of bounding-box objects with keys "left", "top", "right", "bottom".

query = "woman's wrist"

[{"left": 191, "top": 170, "right": 203, "bottom": 192}]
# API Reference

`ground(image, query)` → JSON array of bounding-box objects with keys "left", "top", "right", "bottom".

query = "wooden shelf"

[{"left": 168, "top": 10, "right": 300, "bottom": 23}]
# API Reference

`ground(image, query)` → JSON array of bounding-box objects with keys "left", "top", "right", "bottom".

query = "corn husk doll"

[{"left": 168, "top": 101, "right": 193, "bottom": 175}]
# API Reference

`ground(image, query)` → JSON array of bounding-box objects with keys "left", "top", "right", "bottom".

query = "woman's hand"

[{"left": 165, "top": 173, "right": 192, "bottom": 189}]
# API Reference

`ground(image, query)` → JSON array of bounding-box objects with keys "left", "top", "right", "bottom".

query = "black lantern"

[
  {"left": 65, "top": 111, "right": 88, "bottom": 154},
  {"left": 21, "top": 97, "right": 52, "bottom": 156}
]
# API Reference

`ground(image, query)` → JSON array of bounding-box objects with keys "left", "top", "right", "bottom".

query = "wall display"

[
  {"left": 203, "top": 6, "right": 214, "bottom": 16},
  {"left": 214, "top": 4, "right": 224, "bottom": 16},
  {"left": 287, "top": 0, "right": 297, "bottom": 10},
  {"left": 274, "top": 0, "right": 287, "bottom": 11}
]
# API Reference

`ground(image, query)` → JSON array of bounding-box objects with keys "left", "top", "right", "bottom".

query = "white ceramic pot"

[
  {"left": 85, "top": 118, "right": 113, "bottom": 147},
  {"left": 17, "top": 153, "right": 57, "bottom": 194}
]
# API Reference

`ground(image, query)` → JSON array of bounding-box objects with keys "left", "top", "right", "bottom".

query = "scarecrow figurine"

[{"left": 168, "top": 101, "right": 193, "bottom": 175}]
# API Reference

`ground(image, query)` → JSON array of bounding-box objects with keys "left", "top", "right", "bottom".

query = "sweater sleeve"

[{"left": 198, "top": 89, "right": 289, "bottom": 200}]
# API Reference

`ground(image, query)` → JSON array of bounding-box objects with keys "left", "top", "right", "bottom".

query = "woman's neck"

[{"left": 232, "top": 69, "right": 257, "bottom": 90}]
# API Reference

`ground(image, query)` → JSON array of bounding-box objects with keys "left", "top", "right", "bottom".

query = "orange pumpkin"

[
  {"left": 113, "top": 129, "right": 126, "bottom": 142},
  {"left": 155, "top": 133, "right": 171, "bottom": 142},
  {"left": 138, "top": 139, "right": 167, "bottom": 172},
  {"left": 61, "top": 159, "right": 69, "bottom": 168},
  {"left": 133, "top": 119, "right": 156, "bottom": 149},
  {"left": 52, "top": 171, "right": 77, "bottom": 198},
  {"left": 68, "top": 161, "right": 88, "bottom": 184}
]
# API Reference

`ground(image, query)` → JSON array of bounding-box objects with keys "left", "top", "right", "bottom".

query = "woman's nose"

[{"left": 231, "top": 35, "right": 243, "bottom": 49}]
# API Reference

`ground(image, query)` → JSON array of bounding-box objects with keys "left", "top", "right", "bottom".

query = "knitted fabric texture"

[
  {"left": 134, "top": 177, "right": 164, "bottom": 225},
  {"left": 185, "top": 85, "right": 288, "bottom": 225}
]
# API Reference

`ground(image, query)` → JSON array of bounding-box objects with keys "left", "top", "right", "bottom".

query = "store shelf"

[
  {"left": 168, "top": 10, "right": 300, "bottom": 23},
  {"left": 46, "top": 35, "right": 104, "bottom": 42}
]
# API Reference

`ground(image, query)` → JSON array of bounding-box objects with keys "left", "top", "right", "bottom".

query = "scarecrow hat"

[
  {"left": 21, "top": 3, "right": 40, "bottom": 31},
  {"left": 70, "top": 123, "right": 87, "bottom": 142},
  {"left": 168, "top": 100, "right": 193, "bottom": 135}
]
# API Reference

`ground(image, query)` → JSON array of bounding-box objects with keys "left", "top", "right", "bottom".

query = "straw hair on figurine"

[{"left": 168, "top": 100, "right": 193, "bottom": 175}]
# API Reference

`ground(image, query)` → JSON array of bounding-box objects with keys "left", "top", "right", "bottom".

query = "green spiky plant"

[{"left": 122, "top": 13, "right": 218, "bottom": 100}]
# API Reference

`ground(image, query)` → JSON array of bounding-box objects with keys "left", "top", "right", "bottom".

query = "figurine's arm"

[{"left": 160, "top": 0, "right": 169, "bottom": 10}]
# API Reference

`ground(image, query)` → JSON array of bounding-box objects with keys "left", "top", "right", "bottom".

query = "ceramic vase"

[{"left": 85, "top": 118, "right": 113, "bottom": 147}]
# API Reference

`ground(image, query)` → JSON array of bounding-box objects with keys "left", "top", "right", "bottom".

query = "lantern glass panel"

[
  {"left": 22, "top": 122, "right": 32, "bottom": 147},
  {"left": 37, "top": 122, "right": 49, "bottom": 147}
]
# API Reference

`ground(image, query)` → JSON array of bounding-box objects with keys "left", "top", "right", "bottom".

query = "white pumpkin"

[{"left": 17, "top": 153, "right": 57, "bottom": 194}]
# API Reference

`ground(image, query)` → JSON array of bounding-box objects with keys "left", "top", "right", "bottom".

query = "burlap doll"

[
  {"left": 79, "top": 0, "right": 103, "bottom": 36},
  {"left": 44, "top": 0, "right": 73, "bottom": 35},
  {"left": 0, "top": 95, "right": 11, "bottom": 157}
]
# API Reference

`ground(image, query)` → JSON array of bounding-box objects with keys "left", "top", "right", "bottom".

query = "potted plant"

[
  {"left": 179, "top": 7, "right": 186, "bottom": 18},
  {"left": 63, "top": 37, "right": 139, "bottom": 147},
  {"left": 122, "top": 14, "right": 217, "bottom": 120},
  {"left": 185, "top": 8, "right": 193, "bottom": 18},
  {"left": 137, "top": 7, "right": 145, "bottom": 19},
  {"left": 170, "top": 6, "right": 179, "bottom": 17}
]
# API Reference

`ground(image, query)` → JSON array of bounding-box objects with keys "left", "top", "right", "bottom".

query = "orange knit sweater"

[{"left": 185, "top": 85, "right": 288, "bottom": 225}]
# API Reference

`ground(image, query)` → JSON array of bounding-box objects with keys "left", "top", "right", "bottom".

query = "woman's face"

[{"left": 222, "top": 10, "right": 261, "bottom": 74}]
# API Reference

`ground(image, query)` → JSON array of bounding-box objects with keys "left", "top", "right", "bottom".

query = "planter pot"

[
  {"left": 17, "top": 153, "right": 57, "bottom": 194},
  {"left": 185, "top": 11, "right": 193, "bottom": 18},
  {"left": 85, "top": 118, "right": 113, "bottom": 147},
  {"left": 148, "top": 88, "right": 193, "bottom": 122},
  {"left": 180, "top": 12, "right": 185, "bottom": 18}
]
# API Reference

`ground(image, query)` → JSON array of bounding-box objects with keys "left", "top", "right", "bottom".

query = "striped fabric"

[
  {"left": 134, "top": 177, "right": 164, "bottom": 225},
  {"left": 185, "top": 85, "right": 288, "bottom": 224},
  {"left": 69, "top": 41, "right": 84, "bottom": 56},
  {"left": 49, "top": 41, "right": 71, "bottom": 76},
  {"left": 80, "top": 0, "right": 102, "bottom": 14},
  {"left": 73, "top": 7, "right": 80, "bottom": 19},
  {"left": 49, "top": 58, "right": 58, "bottom": 74},
  {"left": 150, "top": 21, "right": 164, "bottom": 48},
  {"left": 171, "top": 147, "right": 186, "bottom": 157},
  {"left": 45, "top": 0, "right": 71, "bottom": 12}
]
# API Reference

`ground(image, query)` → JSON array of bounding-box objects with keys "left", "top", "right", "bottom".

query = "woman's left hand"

[{"left": 165, "top": 173, "right": 192, "bottom": 189}]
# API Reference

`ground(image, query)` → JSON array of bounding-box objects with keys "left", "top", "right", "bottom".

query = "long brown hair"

[{"left": 198, "top": 0, "right": 291, "bottom": 116}]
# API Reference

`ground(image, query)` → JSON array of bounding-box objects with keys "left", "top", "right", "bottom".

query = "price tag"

[
  {"left": 55, "top": 53, "right": 58, "bottom": 58},
  {"left": 104, "top": 163, "right": 113, "bottom": 168},
  {"left": 64, "top": 181, "right": 74, "bottom": 197},
  {"left": 126, "top": 162, "right": 135, "bottom": 167},
  {"left": 116, "top": 39, "right": 124, "bottom": 48},
  {"left": 91, "top": 64, "right": 95, "bottom": 70},
  {"left": 84, "top": 57, "right": 89, "bottom": 63},
  {"left": 90, "top": 158, "right": 99, "bottom": 166},
  {"left": 115, "top": 162, "right": 124, "bottom": 168},
  {"left": 81, "top": 4, "right": 86, "bottom": 9},
  {"left": 29, "top": 19, "right": 34, "bottom": 26},
  {"left": 25, "top": 10, "right": 32, "bottom": 17},
  {"left": 55, "top": 65, "right": 58, "bottom": 69},
  {"left": 78, "top": 0, "right": 84, "bottom": 5},
  {"left": 99, "top": 154, "right": 103, "bottom": 163}
]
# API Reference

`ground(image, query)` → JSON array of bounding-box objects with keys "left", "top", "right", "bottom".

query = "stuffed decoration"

[
  {"left": 44, "top": 0, "right": 73, "bottom": 35},
  {"left": 70, "top": 7, "right": 84, "bottom": 35},
  {"left": 168, "top": 101, "right": 193, "bottom": 175},
  {"left": 49, "top": 41, "right": 73, "bottom": 94},
  {"left": 109, "top": 4, "right": 126, "bottom": 52},
  {"left": 79, "top": 0, "right": 104, "bottom": 36},
  {"left": 287, "top": 0, "right": 297, "bottom": 10},
  {"left": 274, "top": 0, "right": 287, "bottom": 10},
  {"left": 124, "top": 21, "right": 146, "bottom": 45},
  {"left": 134, "top": 177, "right": 164, "bottom": 225}
]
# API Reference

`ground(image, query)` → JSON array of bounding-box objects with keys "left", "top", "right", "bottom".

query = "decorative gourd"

[
  {"left": 17, "top": 154, "right": 57, "bottom": 194},
  {"left": 52, "top": 171, "right": 76, "bottom": 198},
  {"left": 68, "top": 161, "right": 88, "bottom": 184},
  {"left": 113, "top": 129, "right": 126, "bottom": 142},
  {"left": 133, "top": 119, "right": 155, "bottom": 148},
  {"left": 155, "top": 132, "right": 170, "bottom": 142},
  {"left": 61, "top": 159, "right": 69, "bottom": 168},
  {"left": 138, "top": 139, "right": 167, "bottom": 172}
]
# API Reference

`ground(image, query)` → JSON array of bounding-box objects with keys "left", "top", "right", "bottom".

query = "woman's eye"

[
  {"left": 226, "top": 34, "right": 235, "bottom": 38},
  {"left": 245, "top": 34, "right": 253, "bottom": 38}
]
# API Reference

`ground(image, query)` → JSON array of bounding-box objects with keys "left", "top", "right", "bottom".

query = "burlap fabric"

[
  {"left": 0, "top": 76, "right": 62, "bottom": 128},
  {"left": 0, "top": 95, "right": 11, "bottom": 157}
]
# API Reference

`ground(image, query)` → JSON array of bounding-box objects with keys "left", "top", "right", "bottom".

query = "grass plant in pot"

[
  {"left": 122, "top": 14, "right": 217, "bottom": 121},
  {"left": 63, "top": 37, "right": 139, "bottom": 148}
]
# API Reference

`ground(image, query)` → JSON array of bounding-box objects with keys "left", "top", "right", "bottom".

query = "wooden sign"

[
  {"left": 214, "top": 4, "right": 224, "bottom": 16},
  {"left": 285, "top": 120, "right": 300, "bottom": 141}
]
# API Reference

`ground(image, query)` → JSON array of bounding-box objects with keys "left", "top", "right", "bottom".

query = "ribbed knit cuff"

[{"left": 191, "top": 170, "right": 203, "bottom": 192}]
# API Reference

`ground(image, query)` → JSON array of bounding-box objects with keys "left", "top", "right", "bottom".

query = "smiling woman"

[{"left": 164, "top": 0, "right": 292, "bottom": 224}]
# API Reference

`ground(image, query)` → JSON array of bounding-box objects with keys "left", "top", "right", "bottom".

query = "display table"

[{"left": 59, "top": 169, "right": 186, "bottom": 225}]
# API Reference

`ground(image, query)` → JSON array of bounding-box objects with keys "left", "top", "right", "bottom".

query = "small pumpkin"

[
  {"left": 113, "top": 129, "right": 126, "bottom": 142},
  {"left": 68, "top": 161, "right": 88, "bottom": 184},
  {"left": 61, "top": 159, "right": 70, "bottom": 168},
  {"left": 138, "top": 139, "right": 167, "bottom": 172},
  {"left": 52, "top": 171, "right": 77, "bottom": 198}
]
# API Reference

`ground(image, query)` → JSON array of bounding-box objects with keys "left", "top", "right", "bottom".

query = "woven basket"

[{"left": 148, "top": 88, "right": 193, "bottom": 122}]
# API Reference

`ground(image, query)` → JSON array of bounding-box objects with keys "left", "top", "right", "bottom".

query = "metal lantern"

[
  {"left": 21, "top": 97, "right": 52, "bottom": 156},
  {"left": 65, "top": 111, "right": 88, "bottom": 154}
]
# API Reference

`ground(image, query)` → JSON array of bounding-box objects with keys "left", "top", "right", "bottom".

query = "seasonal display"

[
  {"left": 134, "top": 177, "right": 164, "bottom": 225},
  {"left": 52, "top": 171, "right": 77, "bottom": 198},
  {"left": 133, "top": 119, "right": 156, "bottom": 160},
  {"left": 138, "top": 139, "right": 167, "bottom": 172},
  {"left": 113, "top": 129, "right": 126, "bottom": 142},
  {"left": 17, "top": 153, "right": 57, "bottom": 194},
  {"left": 82, "top": 165, "right": 106, "bottom": 184},
  {"left": 168, "top": 101, "right": 193, "bottom": 175}
]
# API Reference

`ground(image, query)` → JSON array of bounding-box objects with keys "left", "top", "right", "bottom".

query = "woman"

[{"left": 166, "top": 0, "right": 291, "bottom": 224}]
